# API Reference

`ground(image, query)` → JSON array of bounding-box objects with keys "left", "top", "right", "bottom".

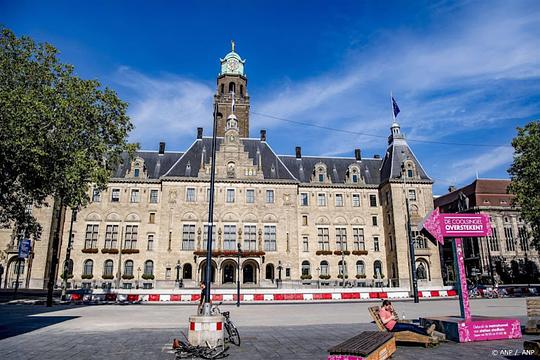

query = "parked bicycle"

[{"left": 211, "top": 302, "right": 241, "bottom": 346}]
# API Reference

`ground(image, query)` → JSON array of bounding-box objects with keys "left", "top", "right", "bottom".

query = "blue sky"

[{"left": 2, "top": 0, "right": 540, "bottom": 195}]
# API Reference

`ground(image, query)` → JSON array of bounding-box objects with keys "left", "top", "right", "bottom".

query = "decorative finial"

[{"left": 231, "top": 40, "right": 235, "bottom": 52}]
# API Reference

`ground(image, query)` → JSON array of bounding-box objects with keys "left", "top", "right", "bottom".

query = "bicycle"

[
  {"left": 211, "top": 302, "right": 241, "bottom": 346},
  {"left": 173, "top": 331, "right": 229, "bottom": 359}
]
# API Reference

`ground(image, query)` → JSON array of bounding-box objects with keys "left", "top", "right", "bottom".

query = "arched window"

[
  {"left": 103, "top": 260, "right": 114, "bottom": 276},
  {"left": 373, "top": 260, "right": 382, "bottom": 278},
  {"left": 240, "top": 84, "right": 244, "bottom": 97},
  {"left": 229, "top": 82, "right": 235, "bottom": 93},
  {"left": 320, "top": 261, "right": 329, "bottom": 275},
  {"left": 416, "top": 260, "right": 429, "bottom": 280},
  {"left": 220, "top": 83, "right": 224, "bottom": 94},
  {"left": 83, "top": 260, "right": 94, "bottom": 276},
  {"left": 124, "top": 260, "right": 134, "bottom": 276},
  {"left": 338, "top": 260, "right": 347, "bottom": 276},
  {"left": 356, "top": 260, "right": 365, "bottom": 275},
  {"left": 301, "top": 261, "right": 310, "bottom": 276},
  {"left": 265, "top": 264, "right": 274, "bottom": 280},
  {"left": 183, "top": 263, "right": 192, "bottom": 279},
  {"left": 144, "top": 260, "right": 154, "bottom": 276}
]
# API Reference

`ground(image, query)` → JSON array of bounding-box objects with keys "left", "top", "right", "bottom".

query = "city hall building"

[{"left": 0, "top": 46, "right": 443, "bottom": 290}]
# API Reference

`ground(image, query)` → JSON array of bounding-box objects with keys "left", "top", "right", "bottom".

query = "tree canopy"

[
  {"left": 0, "top": 27, "right": 136, "bottom": 238},
  {"left": 508, "top": 120, "right": 540, "bottom": 249}
]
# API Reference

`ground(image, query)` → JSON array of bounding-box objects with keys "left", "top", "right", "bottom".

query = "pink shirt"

[{"left": 379, "top": 308, "right": 396, "bottom": 331}]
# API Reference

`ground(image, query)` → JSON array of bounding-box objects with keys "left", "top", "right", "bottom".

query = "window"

[
  {"left": 302, "top": 236, "right": 309, "bottom": 252},
  {"left": 317, "top": 228, "right": 330, "bottom": 250},
  {"left": 385, "top": 191, "right": 390, "bottom": 205},
  {"left": 489, "top": 227, "right": 499, "bottom": 251},
  {"left": 408, "top": 189, "right": 417, "bottom": 201},
  {"left": 244, "top": 225, "right": 257, "bottom": 250},
  {"left": 264, "top": 225, "right": 277, "bottom": 251},
  {"left": 182, "top": 224, "right": 195, "bottom": 250},
  {"left": 356, "top": 260, "right": 365, "bottom": 275},
  {"left": 286, "top": 268, "right": 291, "bottom": 277},
  {"left": 372, "top": 216, "right": 378, "bottom": 226},
  {"left": 336, "top": 227, "right": 347, "bottom": 251},
  {"left": 124, "top": 260, "right": 134, "bottom": 276},
  {"left": 83, "top": 259, "right": 93, "bottom": 276},
  {"left": 82, "top": 282, "right": 92, "bottom": 289},
  {"left": 300, "top": 193, "right": 309, "bottom": 206},
  {"left": 302, "top": 215, "right": 308, "bottom": 226},
  {"left": 266, "top": 190, "right": 274, "bottom": 203},
  {"left": 147, "top": 234, "right": 154, "bottom": 251},
  {"left": 85, "top": 224, "right": 99, "bottom": 249},
  {"left": 183, "top": 264, "right": 193, "bottom": 279},
  {"left": 246, "top": 189, "right": 255, "bottom": 203},
  {"left": 416, "top": 260, "right": 428, "bottom": 280},
  {"left": 111, "top": 188, "right": 120, "bottom": 202},
  {"left": 226, "top": 189, "right": 235, "bottom": 203},
  {"left": 412, "top": 231, "right": 427, "bottom": 249},
  {"left": 150, "top": 190, "right": 159, "bottom": 203},
  {"left": 317, "top": 193, "right": 326, "bottom": 206},
  {"left": 203, "top": 225, "right": 216, "bottom": 249},
  {"left": 373, "top": 236, "right": 380, "bottom": 252},
  {"left": 149, "top": 212, "right": 155, "bottom": 224},
  {"left": 104, "top": 225, "right": 118, "bottom": 249},
  {"left": 103, "top": 260, "right": 114, "bottom": 277},
  {"left": 124, "top": 225, "right": 138, "bottom": 249},
  {"left": 123, "top": 283, "right": 132, "bottom": 289},
  {"left": 335, "top": 194, "right": 344, "bottom": 207},
  {"left": 319, "top": 173, "right": 324, "bottom": 182},
  {"left": 223, "top": 225, "right": 237, "bottom": 250},
  {"left": 186, "top": 188, "right": 196, "bottom": 202},
  {"left": 134, "top": 168, "right": 140, "bottom": 177},
  {"left": 352, "top": 174, "right": 358, "bottom": 183},
  {"left": 374, "top": 260, "right": 382, "bottom": 278},
  {"left": 144, "top": 260, "right": 154, "bottom": 276},
  {"left": 143, "top": 283, "right": 153, "bottom": 289},
  {"left": 92, "top": 189, "right": 101, "bottom": 202},
  {"left": 353, "top": 228, "right": 365, "bottom": 251},
  {"left": 369, "top": 194, "right": 377, "bottom": 207},
  {"left": 338, "top": 260, "right": 347, "bottom": 276},
  {"left": 320, "top": 261, "right": 329, "bottom": 275},
  {"left": 130, "top": 189, "right": 140, "bottom": 203},
  {"left": 519, "top": 227, "right": 529, "bottom": 251},
  {"left": 352, "top": 194, "right": 360, "bottom": 207},
  {"left": 407, "top": 169, "right": 413, "bottom": 178},
  {"left": 206, "top": 188, "right": 211, "bottom": 202},
  {"left": 504, "top": 227, "right": 515, "bottom": 251},
  {"left": 301, "top": 261, "right": 311, "bottom": 277}
]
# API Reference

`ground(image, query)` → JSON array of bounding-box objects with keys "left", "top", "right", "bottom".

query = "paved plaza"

[{"left": 0, "top": 298, "right": 537, "bottom": 359}]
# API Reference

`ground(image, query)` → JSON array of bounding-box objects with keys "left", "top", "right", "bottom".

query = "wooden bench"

[
  {"left": 328, "top": 331, "right": 396, "bottom": 360},
  {"left": 368, "top": 306, "right": 438, "bottom": 347},
  {"left": 525, "top": 299, "right": 540, "bottom": 334}
]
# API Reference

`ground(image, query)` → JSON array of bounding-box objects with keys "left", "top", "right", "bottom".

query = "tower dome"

[{"left": 220, "top": 41, "right": 246, "bottom": 76}]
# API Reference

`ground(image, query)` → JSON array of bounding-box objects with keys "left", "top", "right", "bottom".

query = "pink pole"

[{"left": 453, "top": 238, "right": 471, "bottom": 321}]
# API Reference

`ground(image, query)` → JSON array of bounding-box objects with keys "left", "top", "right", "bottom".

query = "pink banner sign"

[
  {"left": 458, "top": 318, "right": 522, "bottom": 342},
  {"left": 420, "top": 208, "right": 492, "bottom": 245}
]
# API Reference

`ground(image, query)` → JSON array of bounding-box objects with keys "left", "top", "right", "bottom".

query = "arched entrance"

[
  {"left": 265, "top": 263, "right": 274, "bottom": 280},
  {"left": 242, "top": 260, "right": 258, "bottom": 284},
  {"left": 221, "top": 260, "right": 237, "bottom": 284},
  {"left": 199, "top": 260, "right": 217, "bottom": 283}
]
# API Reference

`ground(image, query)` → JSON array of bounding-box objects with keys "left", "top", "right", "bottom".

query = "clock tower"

[{"left": 215, "top": 41, "right": 250, "bottom": 138}]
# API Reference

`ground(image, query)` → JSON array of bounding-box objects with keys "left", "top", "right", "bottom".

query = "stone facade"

[{"left": 0, "top": 45, "right": 443, "bottom": 290}]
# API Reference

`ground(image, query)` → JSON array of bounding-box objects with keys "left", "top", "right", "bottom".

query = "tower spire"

[{"left": 231, "top": 40, "right": 235, "bottom": 52}]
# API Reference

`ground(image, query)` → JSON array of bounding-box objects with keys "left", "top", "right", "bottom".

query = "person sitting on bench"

[{"left": 379, "top": 300, "right": 435, "bottom": 336}]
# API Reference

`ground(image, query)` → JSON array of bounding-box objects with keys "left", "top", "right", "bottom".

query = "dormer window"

[
  {"left": 227, "top": 162, "right": 236, "bottom": 178},
  {"left": 134, "top": 168, "right": 140, "bottom": 177},
  {"left": 128, "top": 157, "right": 147, "bottom": 179},
  {"left": 352, "top": 174, "right": 358, "bottom": 183},
  {"left": 347, "top": 164, "right": 362, "bottom": 184},
  {"left": 319, "top": 173, "right": 324, "bottom": 182},
  {"left": 312, "top": 162, "right": 328, "bottom": 183},
  {"left": 402, "top": 160, "right": 416, "bottom": 179}
]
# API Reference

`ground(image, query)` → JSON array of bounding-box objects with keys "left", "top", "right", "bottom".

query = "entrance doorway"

[
  {"left": 243, "top": 264, "right": 254, "bottom": 283},
  {"left": 223, "top": 263, "right": 235, "bottom": 284}
]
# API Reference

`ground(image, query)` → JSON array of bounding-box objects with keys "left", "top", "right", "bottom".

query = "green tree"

[
  {"left": 508, "top": 121, "right": 540, "bottom": 249},
  {"left": 0, "top": 27, "right": 136, "bottom": 238}
]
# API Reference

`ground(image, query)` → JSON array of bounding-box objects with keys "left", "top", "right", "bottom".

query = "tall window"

[
  {"left": 264, "top": 225, "right": 277, "bottom": 251},
  {"left": 92, "top": 189, "right": 101, "bottom": 202},
  {"left": 504, "top": 227, "right": 515, "bottom": 251},
  {"left": 226, "top": 189, "right": 235, "bottom": 203},
  {"left": 302, "top": 215, "right": 308, "bottom": 226},
  {"left": 374, "top": 260, "right": 382, "bottom": 278},
  {"left": 147, "top": 234, "right": 154, "bottom": 251},
  {"left": 373, "top": 236, "right": 380, "bottom": 252},
  {"left": 244, "top": 225, "right": 257, "bottom": 250},
  {"left": 246, "top": 189, "right": 255, "bottom": 203},
  {"left": 223, "top": 225, "right": 237, "bottom": 250},
  {"left": 103, "top": 260, "right": 114, "bottom": 276},
  {"left": 266, "top": 190, "right": 274, "bottom": 203},
  {"left": 369, "top": 194, "right": 377, "bottom": 207},
  {"left": 144, "top": 260, "right": 154, "bottom": 276},
  {"left": 336, "top": 227, "right": 347, "bottom": 251},
  {"left": 83, "top": 259, "right": 93, "bottom": 276},
  {"left": 335, "top": 194, "right": 344, "bottom": 207},
  {"left": 489, "top": 227, "right": 499, "bottom": 251},
  {"left": 372, "top": 216, "right": 378, "bottom": 226},
  {"left": 111, "top": 188, "right": 120, "bottom": 202},
  {"left": 356, "top": 260, "right": 365, "bottom": 275},
  {"left": 301, "top": 261, "right": 310, "bottom": 276},
  {"left": 317, "top": 193, "right": 327, "bottom": 206},
  {"left": 85, "top": 224, "right": 99, "bottom": 249},
  {"left": 302, "top": 236, "right": 309, "bottom": 252},
  {"left": 186, "top": 188, "right": 196, "bottom": 202},
  {"left": 124, "top": 225, "right": 138, "bottom": 249},
  {"left": 149, "top": 212, "right": 155, "bottom": 224},
  {"left": 519, "top": 227, "right": 529, "bottom": 251},
  {"left": 352, "top": 194, "right": 360, "bottom": 207},
  {"left": 182, "top": 224, "right": 195, "bottom": 250},
  {"left": 408, "top": 189, "right": 417, "bottom": 201},
  {"left": 124, "top": 260, "right": 134, "bottom": 276},
  {"left": 353, "top": 228, "right": 365, "bottom": 251},
  {"left": 104, "top": 225, "right": 118, "bottom": 249},
  {"left": 300, "top": 193, "right": 309, "bottom": 206},
  {"left": 130, "top": 189, "right": 140, "bottom": 203},
  {"left": 318, "top": 228, "right": 330, "bottom": 250},
  {"left": 203, "top": 225, "right": 216, "bottom": 249},
  {"left": 150, "top": 189, "right": 159, "bottom": 203},
  {"left": 320, "top": 261, "right": 329, "bottom": 275}
]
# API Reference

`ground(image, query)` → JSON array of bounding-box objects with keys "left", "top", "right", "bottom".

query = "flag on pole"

[{"left": 392, "top": 97, "right": 400, "bottom": 119}]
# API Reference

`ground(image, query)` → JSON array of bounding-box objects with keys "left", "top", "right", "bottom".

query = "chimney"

[
  {"left": 448, "top": 185, "right": 456, "bottom": 193},
  {"left": 374, "top": 154, "right": 381, "bottom": 159},
  {"left": 295, "top": 146, "right": 302, "bottom": 159},
  {"left": 260, "top": 129, "right": 267, "bottom": 142},
  {"left": 354, "top": 148, "right": 361, "bottom": 161},
  {"left": 158, "top": 142, "right": 166, "bottom": 155},
  {"left": 197, "top": 127, "right": 203, "bottom": 139}
]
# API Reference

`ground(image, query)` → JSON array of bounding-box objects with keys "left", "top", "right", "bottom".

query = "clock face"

[{"left": 227, "top": 59, "right": 239, "bottom": 71}]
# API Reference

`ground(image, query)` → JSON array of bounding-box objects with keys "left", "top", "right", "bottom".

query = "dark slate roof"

[
  {"left": 279, "top": 156, "right": 382, "bottom": 185},
  {"left": 164, "top": 137, "right": 297, "bottom": 180},
  {"left": 380, "top": 137, "right": 431, "bottom": 183},
  {"left": 113, "top": 151, "right": 184, "bottom": 179}
]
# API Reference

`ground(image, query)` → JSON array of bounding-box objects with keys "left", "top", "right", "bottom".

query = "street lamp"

[
  {"left": 237, "top": 243, "right": 242, "bottom": 307},
  {"left": 316, "top": 267, "right": 320, "bottom": 289},
  {"left": 175, "top": 261, "right": 182, "bottom": 288},
  {"left": 136, "top": 267, "right": 141, "bottom": 289},
  {"left": 277, "top": 261, "right": 283, "bottom": 289}
]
